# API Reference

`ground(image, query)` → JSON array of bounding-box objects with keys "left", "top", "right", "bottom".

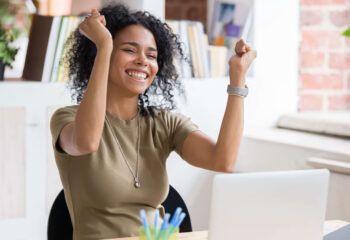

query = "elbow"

[
  {"left": 215, "top": 157, "right": 237, "bottom": 173},
  {"left": 220, "top": 164, "right": 234, "bottom": 173},
  {"left": 85, "top": 142, "right": 99, "bottom": 153},
  {"left": 76, "top": 138, "right": 100, "bottom": 154}
]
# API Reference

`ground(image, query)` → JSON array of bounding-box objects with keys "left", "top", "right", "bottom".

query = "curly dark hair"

[{"left": 64, "top": 4, "right": 188, "bottom": 116}]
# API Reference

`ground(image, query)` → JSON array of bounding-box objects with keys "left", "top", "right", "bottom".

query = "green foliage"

[
  {"left": 342, "top": 28, "right": 350, "bottom": 37},
  {"left": 0, "top": 28, "right": 19, "bottom": 67},
  {"left": 0, "top": 1, "right": 31, "bottom": 66}
]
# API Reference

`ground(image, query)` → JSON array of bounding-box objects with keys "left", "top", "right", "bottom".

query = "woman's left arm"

[{"left": 181, "top": 40, "right": 257, "bottom": 172}]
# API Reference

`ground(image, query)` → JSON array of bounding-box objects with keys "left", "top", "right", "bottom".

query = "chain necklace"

[{"left": 105, "top": 110, "right": 141, "bottom": 188}]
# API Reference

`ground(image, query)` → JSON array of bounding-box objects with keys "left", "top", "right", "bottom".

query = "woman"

[{"left": 50, "top": 4, "right": 256, "bottom": 240}]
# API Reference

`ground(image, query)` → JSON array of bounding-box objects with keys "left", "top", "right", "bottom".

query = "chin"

[{"left": 124, "top": 82, "right": 151, "bottom": 96}]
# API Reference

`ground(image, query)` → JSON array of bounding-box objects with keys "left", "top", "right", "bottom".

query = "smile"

[{"left": 126, "top": 70, "right": 148, "bottom": 81}]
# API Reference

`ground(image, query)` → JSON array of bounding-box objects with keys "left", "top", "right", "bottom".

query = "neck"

[{"left": 106, "top": 83, "right": 139, "bottom": 120}]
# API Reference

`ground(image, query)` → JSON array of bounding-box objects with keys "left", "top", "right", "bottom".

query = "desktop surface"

[{"left": 105, "top": 220, "right": 348, "bottom": 240}]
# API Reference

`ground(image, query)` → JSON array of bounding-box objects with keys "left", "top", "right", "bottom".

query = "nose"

[{"left": 135, "top": 52, "right": 148, "bottom": 66}]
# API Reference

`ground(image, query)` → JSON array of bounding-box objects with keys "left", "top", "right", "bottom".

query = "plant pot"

[{"left": 0, "top": 63, "right": 5, "bottom": 81}]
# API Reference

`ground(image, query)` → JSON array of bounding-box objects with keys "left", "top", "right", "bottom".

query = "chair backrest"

[
  {"left": 162, "top": 185, "right": 192, "bottom": 232},
  {"left": 47, "top": 185, "right": 192, "bottom": 240},
  {"left": 47, "top": 190, "right": 73, "bottom": 240}
]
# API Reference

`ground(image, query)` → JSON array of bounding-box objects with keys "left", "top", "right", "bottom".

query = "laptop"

[{"left": 208, "top": 169, "right": 330, "bottom": 240}]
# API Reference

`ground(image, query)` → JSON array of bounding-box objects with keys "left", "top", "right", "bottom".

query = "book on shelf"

[
  {"left": 208, "top": 0, "right": 253, "bottom": 46},
  {"left": 208, "top": 45, "right": 227, "bottom": 78},
  {"left": 166, "top": 13, "right": 253, "bottom": 79},
  {"left": 207, "top": 0, "right": 254, "bottom": 77},
  {"left": 23, "top": 14, "right": 82, "bottom": 82},
  {"left": 22, "top": 14, "right": 54, "bottom": 82},
  {"left": 166, "top": 20, "right": 211, "bottom": 79}
]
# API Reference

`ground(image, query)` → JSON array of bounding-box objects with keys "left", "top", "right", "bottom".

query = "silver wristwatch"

[{"left": 227, "top": 84, "right": 248, "bottom": 98}]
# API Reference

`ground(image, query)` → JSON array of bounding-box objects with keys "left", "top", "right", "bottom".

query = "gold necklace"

[{"left": 105, "top": 111, "right": 141, "bottom": 188}]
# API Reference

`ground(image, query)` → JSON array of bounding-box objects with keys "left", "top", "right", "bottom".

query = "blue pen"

[
  {"left": 166, "top": 212, "right": 186, "bottom": 240},
  {"left": 139, "top": 209, "right": 152, "bottom": 240},
  {"left": 174, "top": 212, "right": 186, "bottom": 228},
  {"left": 161, "top": 213, "right": 170, "bottom": 230},
  {"left": 159, "top": 213, "right": 170, "bottom": 240},
  {"left": 154, "top": 209, "right": 159, "bottom": 240},
  {"left": 170, "top": 207, "right": 182, "bottom": 226}
]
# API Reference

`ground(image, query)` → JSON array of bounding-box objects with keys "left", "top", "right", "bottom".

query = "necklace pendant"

[{"left": 134, "top": 181, "right": 141, "bottom": 188}]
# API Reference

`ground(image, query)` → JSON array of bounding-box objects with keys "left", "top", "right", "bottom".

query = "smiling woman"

[
  {"left": 49, "top": 3, "right": 256, "bottom": 240},
  {"left": 64, "top": 4, "right": 183, "bottom": 115},
  {"left": 108, "top": 25, "right": 159, "bottom": 98}
]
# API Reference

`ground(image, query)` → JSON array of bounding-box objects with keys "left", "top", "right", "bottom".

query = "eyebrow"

[{"left": 120, "top": 42, "right": 157, "bottom": 52}]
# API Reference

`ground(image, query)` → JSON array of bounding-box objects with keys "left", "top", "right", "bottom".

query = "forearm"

[
  {"left": 74, "top": 46, "right": 112, "bottom": 150},
  {"left": 213, "top": 92, "right": 244, "bottom": 172}
]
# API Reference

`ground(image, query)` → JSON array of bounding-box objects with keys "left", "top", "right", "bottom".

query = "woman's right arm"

[{"left": 59, "top": 9, "right": 113, "bottom": 156}]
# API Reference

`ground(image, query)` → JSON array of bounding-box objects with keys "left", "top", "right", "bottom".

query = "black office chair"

[
  {"left": 162, "top": 185, "right": 192, "bottom": 232},
  {"left": 47, "top": 185, "right": 192, "bottom": 240}
]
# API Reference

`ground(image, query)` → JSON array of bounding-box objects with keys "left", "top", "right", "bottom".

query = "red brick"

[
  {"left": 300, "top": 73, "right": 344, "bottom": 89},
  {"left": 301, "top": 30, "right": 343, "bottom": 49},
  {"left": 329, "top": 53, "right": 350, "bottom": 70},
  {"left": 329, "top": 10, "right": 350, "bottom": 27},
  {"left": 300, "top": 50, "right": 325, "bottom": 68},
  {"left": 301, "top": 0, "right": 346, "bottom": 5},
  {"left": 300, "top": 10, "right": 323, "bottom": 26},
  {"left": 328, "top": 94, "right": 350, "bottom": 110},
  {"left": 298, "top": 94, "right": 324, "bottom": 111}
]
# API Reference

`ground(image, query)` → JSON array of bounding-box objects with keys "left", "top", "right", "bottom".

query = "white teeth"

[{"left": 126, "top": 71, "right": 147, "bottom": 80}]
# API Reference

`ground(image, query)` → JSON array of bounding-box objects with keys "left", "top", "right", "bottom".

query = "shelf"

[{"left": 0, "top": 81, "right": 72, "bottom": 107}]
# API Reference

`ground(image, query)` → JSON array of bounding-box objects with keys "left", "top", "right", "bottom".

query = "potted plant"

[
  {"left": 0, "top": 28, "right": 19, "bottom": 80},
  {"left": 0, "top": 1, "right": 31, "bottom": 81}
]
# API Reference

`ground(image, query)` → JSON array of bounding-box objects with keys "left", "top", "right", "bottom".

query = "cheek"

[{"left": 151, "top": 62, "right": 159, "bottom": 76}]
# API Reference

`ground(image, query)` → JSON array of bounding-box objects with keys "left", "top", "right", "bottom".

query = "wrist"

[
  {"left": 229, "top": 77, "right": 246, "bottom": 88},
  {"left": 96, "top": 40, "right": 113, "bottom": 52}
]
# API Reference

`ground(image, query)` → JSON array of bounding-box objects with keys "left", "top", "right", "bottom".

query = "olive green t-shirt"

[{"left": 50, "top": 105, "right": 199, "bottom": 240}]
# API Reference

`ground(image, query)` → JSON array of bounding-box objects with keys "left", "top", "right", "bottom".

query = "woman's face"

[{"left": 108, "top": 24, "right": 159, "bottom": 96}]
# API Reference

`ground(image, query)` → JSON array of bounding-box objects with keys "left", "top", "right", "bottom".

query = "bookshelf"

[{"left": 14, "top": 0, "right": 254, "bottom": 82}]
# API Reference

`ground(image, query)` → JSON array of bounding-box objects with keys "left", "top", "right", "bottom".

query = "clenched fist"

[
  {"left": 78, "top": 8, "right": 113, "bottom": 50},
  {"left": 228, "top": 39, "right": 257, "bottom": 87}
]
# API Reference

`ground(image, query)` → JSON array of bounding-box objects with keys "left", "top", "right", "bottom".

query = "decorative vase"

[{"left": 0, "top": 63, "right": 5, "bottom": 81}]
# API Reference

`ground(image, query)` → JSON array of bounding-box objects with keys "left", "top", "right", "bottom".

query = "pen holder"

[{"left": 139, "top": 226, "right": 179, "bottom": 240}]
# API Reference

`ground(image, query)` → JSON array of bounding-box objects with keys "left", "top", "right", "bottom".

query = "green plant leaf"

[
  {"left": 342, "top": 28, "right": 350, "bottom": 37},
  {"left": 0, "top": 27, "right": 19, "bottom": 66}
]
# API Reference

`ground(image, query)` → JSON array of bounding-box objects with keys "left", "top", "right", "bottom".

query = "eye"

[
  {"left": 123, "top": 49, "right": 135, "bottom": 53},
  {"left": 147, "top": 54, "right": 157, "bottom": 59}
]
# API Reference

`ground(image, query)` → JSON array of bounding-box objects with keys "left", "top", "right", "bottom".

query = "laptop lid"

[{"left": 208, "top": 169, "right": 329, "bottom": 240}]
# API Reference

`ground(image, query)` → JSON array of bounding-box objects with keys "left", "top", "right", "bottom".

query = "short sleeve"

[
  {"left": 165, "top": 111, "right": 199, "bottom": 156},
  {"left": 50, "top": 106, "right": 77, "bottom": 154}
]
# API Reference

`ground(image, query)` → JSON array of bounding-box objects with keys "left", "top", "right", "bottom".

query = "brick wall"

[
  {"left": 299, "top": 0, "right": 350, "bottom": 111},
  {"left": 165, "top": 0, "right": 207, "bottom": 31}
]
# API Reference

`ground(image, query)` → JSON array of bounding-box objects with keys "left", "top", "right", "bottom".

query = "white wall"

[
  {"left": 168, "top": 0, "right": 300, "bottom": 229},
  {"left": 250, "top": 0, "right": 299, "bottom": 127}
]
